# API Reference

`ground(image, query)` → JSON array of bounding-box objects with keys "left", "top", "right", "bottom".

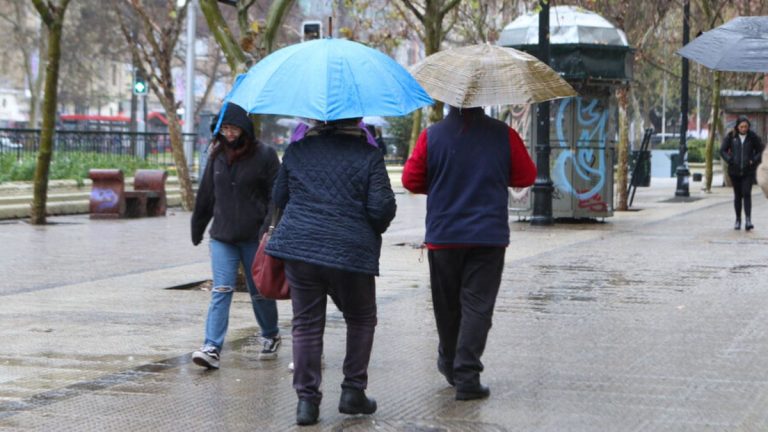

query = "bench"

[{"left": 88, "top": 169, "right": 168, "bottom": 219}]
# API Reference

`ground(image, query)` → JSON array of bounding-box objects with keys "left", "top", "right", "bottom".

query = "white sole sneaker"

[
  {"left": 258, "top": 351, "right": 278, "bottom": 361},
  {"left": 258, "top": 336, "right": 281, "bottom": 361},
  {"left": 192, "top": 350, "right": 220, "bottom": 369}
]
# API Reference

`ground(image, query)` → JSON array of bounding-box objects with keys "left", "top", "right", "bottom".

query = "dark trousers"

[
  {"left": 731, "top": 174, "right": 754, "bottom": 219},
  {"left": 284, "top": 260, "right": 377, "bottom": 405},
  {"left": 428, "top": 247, "right": 505, "bottom": 388}
]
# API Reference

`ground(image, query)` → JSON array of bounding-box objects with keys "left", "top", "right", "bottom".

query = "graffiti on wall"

[{"left": 553, "top": 97, "right": 609, "bottom": 205}]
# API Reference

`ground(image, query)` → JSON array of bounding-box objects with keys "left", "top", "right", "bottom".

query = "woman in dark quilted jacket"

[
  {"left": 266, "top": 118, "right": 397, "bottom": 426},
  {"left": 720, "top": 115, "right": 764, "bottom": 231}
]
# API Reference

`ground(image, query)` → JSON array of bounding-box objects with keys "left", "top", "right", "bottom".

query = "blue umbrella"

[{"left": 218, "top": 38, "right": 433, "bottom": 127}]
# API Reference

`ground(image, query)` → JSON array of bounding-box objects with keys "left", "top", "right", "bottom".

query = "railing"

[
  {"left": 0, "top": 128, "right": 407, "bottom": 166},
  {"left": 0, "top": 128, "right": 203, "bottom": 167}
]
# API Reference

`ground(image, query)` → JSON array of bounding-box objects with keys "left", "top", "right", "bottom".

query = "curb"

[{"left": 0, "top": 177, "right": 184, "bottom": 220}]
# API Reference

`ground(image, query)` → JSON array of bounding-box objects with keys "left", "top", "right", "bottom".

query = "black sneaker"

[
  {"left": 192, "top": 346, "right": 220, "bottom": 369},
  {"left": 259, "top": 335, "right": 281, "bottom": 360}
]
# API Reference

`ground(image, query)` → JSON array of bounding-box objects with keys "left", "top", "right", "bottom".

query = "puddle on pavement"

[
  {"left": 335, "top": 418, "right": 506, "bottom": 432},
  {"left": 503, "top": 264, "right": 672, "bottom": 314},
  {"left": 393, "top": 242, "right": 425, "bottom": 249},
  {"left": 710, "top": 238, "right": 768, "bottom": 245},
  {"left": 165, "top": 279, "right": 211, "bottom": 290},
  {"left": 728, "top": 264, "right": 768, "bottom": 274}
]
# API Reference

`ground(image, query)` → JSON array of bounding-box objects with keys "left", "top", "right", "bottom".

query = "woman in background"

[{"left": 720, "top": 115, "right": 764, "bottom": 231}]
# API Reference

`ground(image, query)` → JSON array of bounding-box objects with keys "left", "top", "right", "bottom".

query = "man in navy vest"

[{"left": 402, "top": 106, "right": 536, "bottom": 400}]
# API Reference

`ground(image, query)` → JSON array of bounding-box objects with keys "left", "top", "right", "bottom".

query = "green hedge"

[
  {"left": 657, "top": 138, "right": 718, "bottom": 163},
  {"left": 0, "top": 152, "right": 164, "bottom": 185}
]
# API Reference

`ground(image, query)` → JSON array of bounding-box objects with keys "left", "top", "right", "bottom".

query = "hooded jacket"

[
  {"left": 211, "top": 103, "right": 254, "bottom": 141},
  {"left": 191, "top": 104, "right": 280, "bottom": 245}
]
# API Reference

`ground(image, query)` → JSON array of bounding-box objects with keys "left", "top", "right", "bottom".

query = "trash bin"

[
  {"left": 629, "top": 150, "right": 651, "bottom": 187},
  {"left": 670, "top": 153, "right": 680, "bottom": 177}
]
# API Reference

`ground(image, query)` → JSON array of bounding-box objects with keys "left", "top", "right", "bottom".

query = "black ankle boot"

[
  {"left": 296, "top": 399, "right": 319, "bottom": 426},
  {"left": 745, "top": 218, "right": 754, "bottom": 231},
  {"left": 338, "top": 387, "right": 377, "bottom": 415},
  {"left": 734, "top": 219, "right": 741, "bottom": 230},
  {"left": 437, "top": 359, "right": 455, "bottom": 386},
  {"left": 456, "top": 383, "right": 491, "bottom": 401}
]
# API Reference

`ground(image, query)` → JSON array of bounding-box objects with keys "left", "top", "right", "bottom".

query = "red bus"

[{"left": 59, "top": 114, "right": 131, "bottom": 131}]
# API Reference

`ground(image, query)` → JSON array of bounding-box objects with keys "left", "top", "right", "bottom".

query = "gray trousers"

[
  {"left": 428, "top": 247, "right": 505, "bottom": 388},
  {"left": 284, "top": 260, "right": 377, "bottom": 405}
]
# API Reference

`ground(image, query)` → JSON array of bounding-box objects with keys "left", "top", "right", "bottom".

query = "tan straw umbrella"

[{"left": 409, "top": 43, "right": 577, "bottom": 107}]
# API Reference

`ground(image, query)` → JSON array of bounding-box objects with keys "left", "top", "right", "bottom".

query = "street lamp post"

[
  {"left": 531, "top": 0, "right": 554, "bottom": 225},
  {"left": 675, "top": 0, "right": 691, "bottom": 197},
  {"left": 183, "top": 0, "right": 197, "bottom": 174}
]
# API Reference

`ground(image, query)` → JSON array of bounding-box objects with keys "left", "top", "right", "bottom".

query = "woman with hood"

[
  {"left": 190, "top": 103, "right": 282, "bottom": 369},
  {"left": 720, "top": 115, "right": 764, "bottom": 231}
]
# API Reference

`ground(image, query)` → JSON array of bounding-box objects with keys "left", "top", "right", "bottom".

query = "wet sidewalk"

[{"left": 2, "top": 179, "right": 768, "bottom": 431}]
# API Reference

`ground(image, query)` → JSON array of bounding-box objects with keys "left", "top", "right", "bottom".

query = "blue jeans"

[{"left": 203, "top": 239, "right": 279, "bottom": 351}]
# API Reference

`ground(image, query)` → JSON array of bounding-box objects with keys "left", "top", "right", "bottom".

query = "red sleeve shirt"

[
  {"left": 401, "top": 130, "right": 429, "bottom": 193},
  {"left": 401, "top": 127, "right": 537, "bottom": 193},
  {"left": 508, "top": 128, "right": 537, "bottom": 188}
]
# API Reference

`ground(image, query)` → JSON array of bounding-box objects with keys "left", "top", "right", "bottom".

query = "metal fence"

[
  {"left": 0, "top": 128, "right": 202, "bottom": 167},
  {"left": 0, "top": 128, "right": 405, "bottom": 174}
]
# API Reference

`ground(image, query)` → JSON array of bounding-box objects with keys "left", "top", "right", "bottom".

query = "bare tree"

[
  {"left": 115, "top": 0, "right": 195, "bottom": 210},
  {"left": 29, "top": 0, "right": 72, "bottom": 225},
  {"left": 57, "top": 3, "right": 129, "bottom": 113},
  {"left": 395, "top": 0, "right": 461, "bottom": 125},
  {"left": 198, "top": 0, "right": 295, "bottom": 77},
  {"left": 0, "top": 2, "right": 47, "bottom": 128},
  {"left": 198, "top": 0, "right": 295, "bottom": 138}
]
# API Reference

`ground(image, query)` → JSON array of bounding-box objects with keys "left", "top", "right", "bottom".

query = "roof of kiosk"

[{"left": 499, "top": 5, "right": 629, "bottom": 47}]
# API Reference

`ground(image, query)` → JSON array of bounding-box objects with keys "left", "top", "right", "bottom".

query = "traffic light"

[
  {"left": 301, "top": 21, "right": 322, "bottom": 42},
  {"left": 133, "top": 69, "right": 149, "bottom": 95}
]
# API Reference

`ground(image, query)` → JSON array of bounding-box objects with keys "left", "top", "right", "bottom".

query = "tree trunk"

[
  {"left": 616, "top": 86, "right": 630, "bottom": 211},
  {"left": 408, "top": 108, "right": 423, "bottom": 157},
  {"left": 30, "top": 16, "right": 65, "bottom": 224},
  {"left": 704, "top": 70, "right": 721, "bottom": 192},
  {"left": 423, "top": 14, "right": 444, "bottom": 124},
  {"left": 165, "top": 109, "right": 195, "bottom": 210}
]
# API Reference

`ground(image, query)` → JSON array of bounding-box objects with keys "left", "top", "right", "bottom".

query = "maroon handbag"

[{"left": 251, "top": 211, "right": 290, "bottom": 300}]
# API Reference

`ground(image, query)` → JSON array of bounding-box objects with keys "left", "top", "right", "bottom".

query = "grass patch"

[{"left": 0, "top": 152, "right": 166, "bottom": 185}]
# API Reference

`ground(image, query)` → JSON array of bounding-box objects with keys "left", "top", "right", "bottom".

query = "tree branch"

[
  {"left": 438, "top": 0, "right": 461, "bottom": 18},
  {"left": 399, "top": 0, "right": 424, "bottom": 23},
  {"left": 30, "top": 0, "right": 53, "bottom": 25}
]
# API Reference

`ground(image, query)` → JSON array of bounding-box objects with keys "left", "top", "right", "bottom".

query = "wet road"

[{"left": 2, "top": 183, "right": 768, "bottom": 430}]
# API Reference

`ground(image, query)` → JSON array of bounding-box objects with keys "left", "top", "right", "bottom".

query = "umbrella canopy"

[
  {"left": 499, "top": 5, "right": 629, "bottom": 46},
  {"left": 409, "top": 44, "right": 577, "bottom": 108},
  {"left": 222, "top": 38, "right": 433, "bottom": 122},
  {"left": 677, "top": 16, "right": 768, "bottom": 72}
]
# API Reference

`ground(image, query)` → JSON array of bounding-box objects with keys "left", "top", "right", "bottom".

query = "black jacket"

[
  {"left": 191, "top": 142, "right": 280, "bottom": 245},
  {"left": 265, "top": 128, "right": 396, "bottom": 275},
  {"left": 720, "top": 130, "right": 764, "bottom": 177}
]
